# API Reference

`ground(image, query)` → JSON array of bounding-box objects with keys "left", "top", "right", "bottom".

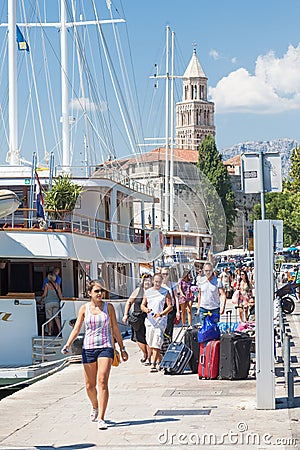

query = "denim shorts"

[
  {"left": 199, "top": 307, "right": 220, "bottom": 326},
  {"left": 82, "top": 347, "right": 114, "bottom": 364}
]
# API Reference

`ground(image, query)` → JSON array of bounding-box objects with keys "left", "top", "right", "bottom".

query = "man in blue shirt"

[{"left": 42, "top": 266, "right": 61, "bottom": 290}]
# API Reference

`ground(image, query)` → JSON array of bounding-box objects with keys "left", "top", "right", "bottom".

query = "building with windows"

[{"left": 176, "top": 49, "right": 215, "bottom": 150}]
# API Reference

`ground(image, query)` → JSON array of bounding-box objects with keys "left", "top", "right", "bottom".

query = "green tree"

[
  {"left": 252, "top": 146, "right": 300, "bottom": 246},
  {"left": 44, "top": 175, "right": 83, "bottom": 219},
  {"left": 197, "top": 134, "right": 236, "bottom": 248}
]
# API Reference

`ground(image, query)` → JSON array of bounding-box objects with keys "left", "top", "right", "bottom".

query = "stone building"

[
  {"left": 176, "top": 49, "right": 215, "bottom": 150},
  {"left": 98, "top": 49, "right": 256, "bottom": 253}
]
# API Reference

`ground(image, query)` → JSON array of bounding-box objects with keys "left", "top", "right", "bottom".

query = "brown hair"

[{"left": 87, "top": 278, "right": 106, "bottom": 293}]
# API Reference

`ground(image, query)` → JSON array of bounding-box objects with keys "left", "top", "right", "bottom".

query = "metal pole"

[
  {"left": 8, "top": 0, "right": 19, "bottom": 165},
  {"left": 283, "top": 334, "right": 294, "bottom": 407},
  {"left": 61, "top": 0, "right": 70, "bottom": 173},
  {"left": 258, "top": 150, "right": 266, "bottom": 219},
  {"left": 169, "top": 30, "right": 175, "bottom": 231},
  {"left": 29, "top": 153, "right": 37, "bottom": 228},
  {"left": 164, "top": 25, "right": 170, "bottom": 229}
]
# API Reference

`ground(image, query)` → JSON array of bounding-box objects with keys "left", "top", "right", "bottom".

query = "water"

[{"left": 0, "top": 385, "right": 26, "bottom": 401}]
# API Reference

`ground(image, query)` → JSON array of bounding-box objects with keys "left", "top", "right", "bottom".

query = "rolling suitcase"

[
  {"left": 198, "top": 340, "right": 220, "bottom": 379},
  {"left": 219, "top": 332, "right": 252, "bottom": 380},
  {"left": 218, "top": 310, "right": 239, "bottom": 334},
  {"left": 184, "top": 327, "right": 200, "bottom": 373},
  {"left": 159, "top": 327, "right": 192, "bottom": 375}
]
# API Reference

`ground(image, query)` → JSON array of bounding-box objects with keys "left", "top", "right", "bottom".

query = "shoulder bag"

[
  {"left": 128, "top": 286, "right": 146, "bottom": 330},
  {"left": 107, "top": 304, "right": 120, "bottom": 367}
]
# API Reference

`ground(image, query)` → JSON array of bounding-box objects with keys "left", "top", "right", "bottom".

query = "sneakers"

[
  {"left": 98, "top": 419, "right": 108, "bottom": 430},
  {"left": 90, "top": 407, "right": 99, "bottom": 422}
]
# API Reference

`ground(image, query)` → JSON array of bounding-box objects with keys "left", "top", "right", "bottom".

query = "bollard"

[
  {"left": 283, "top": 333, "right": 294, "bottom": 407},
  {"left": 278, "top": 301, "right": 284, "bottom": 347}
]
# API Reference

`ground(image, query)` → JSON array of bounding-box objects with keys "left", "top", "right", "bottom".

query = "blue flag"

[{"left": 16, "top": 25, "right": 29, "bottom": 52}]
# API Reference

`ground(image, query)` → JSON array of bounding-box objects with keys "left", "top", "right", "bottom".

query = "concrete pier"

[{"left": 0, "top": 305, "right": 300, "bottom": 450}]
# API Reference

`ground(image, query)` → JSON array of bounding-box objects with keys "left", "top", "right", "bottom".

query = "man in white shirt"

[
  {"left": 196, "top": 262, "right": 226, "bottom": 325},
  {"left": 141, "top": 273, "right": 172, "bottom": 372}
]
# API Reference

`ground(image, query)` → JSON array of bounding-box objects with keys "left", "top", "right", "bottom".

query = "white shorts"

[{"left": 145, "top": 324, "right": 164, "bottom": 349}]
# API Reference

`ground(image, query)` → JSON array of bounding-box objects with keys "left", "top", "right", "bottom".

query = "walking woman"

[
  {"left": 237, "top": 270, "right": 252, "bottom": 322},
  {"left": 61, "top": 279, "right": 128, "bottom": 430},
  {"left": 39, "top": 271, "right": 62, "bottom": 336},
  {"left": 178, "top": 270, "right": 194, "bottom": 327},
  {"left": 122, "top": 273, "right": 152, "bottom": 365}
]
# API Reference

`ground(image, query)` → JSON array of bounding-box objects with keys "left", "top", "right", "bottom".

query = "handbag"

[
  {"left": 128, "top": 311, "right": 146, "bottom": 331},
  {"left": 198, "top": 312, "right": 220, "bottom": 343},
  {"left": 112, "top": 348, "right": 120, "bottom": 367},
  {"left": 108, "top": 304, "right": 120, "bottom": 367},
  {"left": 232, "top": 289, "right": 240, "bottom": 305},
  {"left": 174, "top": 315, "right": 180, "bottom": 325}
]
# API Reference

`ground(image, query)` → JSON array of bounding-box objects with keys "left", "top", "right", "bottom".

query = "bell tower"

[{"left": 176, "top": 49, "right": 215, "bottom": 150}]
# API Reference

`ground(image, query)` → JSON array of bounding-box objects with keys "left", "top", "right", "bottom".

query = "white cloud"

[
  {"left": 209, "top": 49, "right": 220, "bottom": 60},
  {"left": 69, "top": 96, "right": 107, "bottom": 112},
  {"left": 209, "top": 43, "right": 300, "bottom": 114},
  {"left": 209, "top": 48, "right": 237, "bottom": 64}
]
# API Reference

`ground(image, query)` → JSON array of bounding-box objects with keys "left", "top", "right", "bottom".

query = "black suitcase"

[
  {"left": 159, "top": 328, "right": 192, "bottom": 375},
  {"left": 219, "top": 332, "right": 252, "bottom": 380},
  {"left": 184, "top": 327, "right": 200, "bottom": 373}
]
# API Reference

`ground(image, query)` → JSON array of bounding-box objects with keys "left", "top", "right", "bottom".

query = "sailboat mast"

[
  {"left": 164, "top": 25, "right": 170, "bottom": 229},
  {"left": 169, "top": 31, "right": 175, "bottom": 232},
  {"left": 8, "top": 0, "right": 19, "bottom": 165},
  {"left": 61, "top": 0, "right": 70, "bottom": 173}
]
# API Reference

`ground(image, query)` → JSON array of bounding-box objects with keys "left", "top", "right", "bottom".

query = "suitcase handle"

[
  {"left": 173, "top": 326, "right": 189, "bottom": 343},
  {"left": 199, "top": 354, "right": 205, "bottom": 365}
]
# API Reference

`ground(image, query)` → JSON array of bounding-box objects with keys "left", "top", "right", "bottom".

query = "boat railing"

[
  {"left": 54, "top": 165, "right": 154, "bottom": 197},
  {"left": 41, "top": 301, "right": 65, "bottom": 363},
  {"left": 1, "top": 208, "right": 146, "bottom": 244}
]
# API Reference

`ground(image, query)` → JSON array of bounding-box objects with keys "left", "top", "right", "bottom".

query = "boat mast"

[
  {"left": 169, "top": 30, "right": 175, "bottom": 231},
  {"left": 4, "top": 1, "right": 125, "bottom": 171},
  {"left": 61, "top": 0, "right": 70, "bottom": 174},
  {"left": 7, "top": 0, "right": 19, "bottom": 165},
  {"left": 164, "top": 25, "right": 170, "bottom": 229}
]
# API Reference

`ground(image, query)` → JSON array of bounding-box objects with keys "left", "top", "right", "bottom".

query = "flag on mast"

[
  {"left": 16, "top": 25, "right": 30, "bottom": 52},
  {"left": 35, "top": 171, "right": 45, "bottom": 219}
]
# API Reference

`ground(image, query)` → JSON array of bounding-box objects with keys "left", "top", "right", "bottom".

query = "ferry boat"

[{"left": 0, "top": 1, "right": 163, "bottom": 386}]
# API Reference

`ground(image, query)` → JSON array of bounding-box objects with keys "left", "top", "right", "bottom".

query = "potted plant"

[{"left": 44, "top": 175, "right": 83, "bottom": 221}]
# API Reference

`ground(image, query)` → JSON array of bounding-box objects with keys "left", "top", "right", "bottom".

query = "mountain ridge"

[{"left": 221, "top": 138, "right": 300, "bottom": 177}]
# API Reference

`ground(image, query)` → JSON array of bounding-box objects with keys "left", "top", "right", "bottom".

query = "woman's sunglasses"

[{"left": 93, "top": 289, "right": 105, "bottom": 293}]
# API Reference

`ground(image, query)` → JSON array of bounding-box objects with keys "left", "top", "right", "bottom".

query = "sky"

[
  {"left": 1, "top": 0, "right": 300, "bottom": 166},
  {"left": 122, "top": 0, "right": 300, "bottom": 152}
]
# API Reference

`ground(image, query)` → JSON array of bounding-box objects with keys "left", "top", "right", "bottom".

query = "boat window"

[{"left": 10, "top": 263, "right": 31, "bottom": 292}]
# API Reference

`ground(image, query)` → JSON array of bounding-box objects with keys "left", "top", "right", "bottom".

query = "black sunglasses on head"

[{"left": 93, "top": 289, "right": 105, "bottom": 293}]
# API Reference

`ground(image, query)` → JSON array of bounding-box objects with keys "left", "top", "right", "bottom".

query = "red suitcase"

[{"left": 198, "top": 340, "right": 220, "bottom": 379}]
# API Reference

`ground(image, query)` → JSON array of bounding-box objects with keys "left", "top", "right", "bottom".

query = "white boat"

[
  {"left": 0, "top": 189, "right": 20, "bottom": 218},
  {"left": 0, "top": 1, "right": 162, "bottom": 387}
]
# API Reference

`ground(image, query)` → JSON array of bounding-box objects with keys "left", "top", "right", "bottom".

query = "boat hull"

[{"left": 0, "top": 189, "right": 19, "bottom": 218}]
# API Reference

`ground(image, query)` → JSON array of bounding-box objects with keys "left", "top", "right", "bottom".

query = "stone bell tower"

[{"left": 176, "top": 49, "right": 215, "bottom": 150}]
